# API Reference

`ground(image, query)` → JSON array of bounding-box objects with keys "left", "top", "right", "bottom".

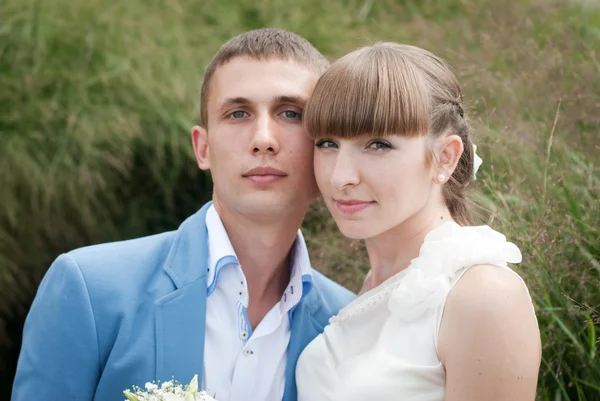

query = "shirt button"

[
  {"left": 240, "top": 331, "right": 248, "bottom": 340},
  {"left": 243, "top": 349, "right": 254, "bottom": 357}
]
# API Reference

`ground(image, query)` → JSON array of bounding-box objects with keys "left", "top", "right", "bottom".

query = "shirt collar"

[
  {"left": 206, "top": 204, "right": 239, "bottom": 290},
  {"left": 281, "top": 230, "right": 314, "bottom": 315},
  {"left": 205, "top": 204, "right": 313, "bottom": 301}
]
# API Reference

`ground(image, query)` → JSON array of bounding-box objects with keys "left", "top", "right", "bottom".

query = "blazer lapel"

[
  {"left": 283, "top": 290, "right": 326, "bottom": 401},
  {"left": 154, "top": 203, "right": 212, "bottom": 383},
  {"left": 155, "top": 279, "right": 207, "bottom": 382}
]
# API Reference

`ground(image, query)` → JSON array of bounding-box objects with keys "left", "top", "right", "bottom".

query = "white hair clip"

[{"left": 473, "top": 144, "right": 483, "bottom": 180}]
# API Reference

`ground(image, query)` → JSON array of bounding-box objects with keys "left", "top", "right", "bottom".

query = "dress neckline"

[{"left": 329, "top": 222, "right": 522, "bottom": 324}]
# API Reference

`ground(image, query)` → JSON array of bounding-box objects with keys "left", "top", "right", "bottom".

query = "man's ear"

[
  {"left": 191, "top": 125, "right": 210, "bottom": 170},
  {"left": 434, "top": 134, "right": 463, "bottom": 178}
]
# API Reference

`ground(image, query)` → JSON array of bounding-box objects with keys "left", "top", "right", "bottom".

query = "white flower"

[
  {"left": 123, "top": 375, "right": 217, "bottom": 401},
  {"left": 124, "top": 391, "right": 140, "bottom": 401},
  {"left": 472, "top": 144, "right": 483, "bottom": 180},
  {"left": 198, "top": 392, "right": 217, "bottom": 401},
  {"left": 187, "top": 374, "right": 199, "bottom": 394},
  {"left": 162, "top": 393, "right": 181, "bottom": 401}
]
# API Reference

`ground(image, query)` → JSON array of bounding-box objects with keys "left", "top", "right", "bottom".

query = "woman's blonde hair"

[{"left": 304, "top": 43, "right": 475, "bottom": 225}]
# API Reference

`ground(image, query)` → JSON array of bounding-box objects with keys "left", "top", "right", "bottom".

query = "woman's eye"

[
  {"left": 230, "top": 110, "right": 248, "bottom": 119},
  {"left": 367, "top": 140, "right": 392, "bottom": 151},
  {"left": 282, "top": 110, "right": 301, "bottom": 119},
  {"left": 315, "top": 139, "right": 338, "bottom": 149}
]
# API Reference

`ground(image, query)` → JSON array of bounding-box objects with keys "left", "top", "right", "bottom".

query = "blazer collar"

[
  {"left": 155, "top": 202, "right": 212, "bottom": 382},
  {"left": 163, "top": 202, "right": 212, "bottom": 288}
]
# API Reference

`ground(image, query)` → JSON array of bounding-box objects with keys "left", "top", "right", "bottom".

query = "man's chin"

[{"left": 239, "top": 195, "right": 311, "bottom": 218}]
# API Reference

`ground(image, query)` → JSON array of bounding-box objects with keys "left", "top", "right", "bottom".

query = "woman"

[{"left": 296, "top": 43, "right": 541, "bottom": 400}]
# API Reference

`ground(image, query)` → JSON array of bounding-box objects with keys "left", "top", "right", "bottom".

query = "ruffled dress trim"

[{"left": 329, "top": 222, "right": 522, "bottom": 324}]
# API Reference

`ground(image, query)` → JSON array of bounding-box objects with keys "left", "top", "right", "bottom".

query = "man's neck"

[{"left": 214, "top": 201, "right": 307, "bottom": 328}]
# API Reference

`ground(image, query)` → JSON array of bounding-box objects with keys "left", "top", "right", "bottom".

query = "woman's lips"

[{"left": 335, "top": 199, "right": 375, "bottom": 215}]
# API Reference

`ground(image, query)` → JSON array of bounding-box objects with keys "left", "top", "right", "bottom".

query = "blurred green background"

[{"left": 1, "top": 0, "right": 599, "bottom": 399}]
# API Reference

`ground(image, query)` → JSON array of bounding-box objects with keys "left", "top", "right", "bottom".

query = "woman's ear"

[
  {"left": 191, "top": 125, "right": 210, "bottom": 170},
  {"left": 434, "top": 134, "right": 463, "bottom": 180}
]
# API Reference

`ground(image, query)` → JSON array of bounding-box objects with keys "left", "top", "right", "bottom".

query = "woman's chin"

[{"left": 335, "top": 221, "right": 376, "bottom": 241}]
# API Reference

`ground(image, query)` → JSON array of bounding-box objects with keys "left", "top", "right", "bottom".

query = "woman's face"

[{"left": 313, "top": 134, "right": 439, "bottom": 240}]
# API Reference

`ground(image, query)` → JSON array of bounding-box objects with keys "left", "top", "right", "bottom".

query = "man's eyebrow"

[
  {"left": 217, "top": 96, "right": 307, "bottom": 112},
  {"left": 217, "top": 97, "right": 251, "bottom": 112},
  {"left": 275, "top": 96, "right": 307, "bottom": 106}
]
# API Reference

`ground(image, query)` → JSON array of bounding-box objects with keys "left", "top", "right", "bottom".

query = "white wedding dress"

[{"left": 296, "top": 222, "right": 533, "bottom": 401}]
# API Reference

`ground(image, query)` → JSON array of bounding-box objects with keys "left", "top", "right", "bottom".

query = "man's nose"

[{"left": 250, "top": 114, "right": 280, "bottom": 155}]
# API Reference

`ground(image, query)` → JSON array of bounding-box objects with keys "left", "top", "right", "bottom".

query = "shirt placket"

[{"left": 230, "top": 265, "right": 258, "bottom": 399}]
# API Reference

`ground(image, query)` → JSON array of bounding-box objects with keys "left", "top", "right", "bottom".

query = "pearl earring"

[{"left": 437, "top": 173, "right": 446, "bottom": 183}]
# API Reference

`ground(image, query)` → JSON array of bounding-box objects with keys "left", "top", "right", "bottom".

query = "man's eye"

[
  {"left": 282, "top": 110, "right": 301, "bottom": 119},
  {"left": 315, "top": 139, "right": 338, "bottom": 149},
  {"left": 230, "top": 111, "right": 247, "bottom": 119}
]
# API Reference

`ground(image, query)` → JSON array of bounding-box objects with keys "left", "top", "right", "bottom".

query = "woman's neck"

[{"left": 365, "top": 206, "right": 453, "bottom": 289}]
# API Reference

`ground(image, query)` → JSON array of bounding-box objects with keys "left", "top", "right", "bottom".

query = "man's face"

[{"left": 193, "top": 57, "right": 320, "bottom": 221}]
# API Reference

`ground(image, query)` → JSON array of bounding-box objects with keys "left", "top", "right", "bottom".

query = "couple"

[{"left": 12, "top": 28, "right": 541, "bottom": 401}]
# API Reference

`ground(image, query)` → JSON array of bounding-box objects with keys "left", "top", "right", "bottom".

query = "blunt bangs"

[{"left": 304, "top": 43, "right": 431, "bottom": 139}]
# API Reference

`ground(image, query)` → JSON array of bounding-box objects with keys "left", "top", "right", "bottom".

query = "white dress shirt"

[{"left": 202, "top": 205, "right": 313, "bottom": 401}]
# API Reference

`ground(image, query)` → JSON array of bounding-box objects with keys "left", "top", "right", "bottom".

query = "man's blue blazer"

[{"left": 12, "top": 202, "right": 355, "bottom": 401}]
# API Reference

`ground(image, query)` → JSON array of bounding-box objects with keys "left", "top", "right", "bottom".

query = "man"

[{"left": 12, "top": 28, "right": 355, "bottom": 401}]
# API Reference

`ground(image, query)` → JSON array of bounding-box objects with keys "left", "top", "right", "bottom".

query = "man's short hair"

[{"left": 200, "top": 28, "right": 330, "bottom": 127}]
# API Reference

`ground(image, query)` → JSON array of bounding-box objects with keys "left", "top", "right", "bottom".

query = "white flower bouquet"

[{"left": 123, "top": 374, "right": 216, "bottom": 401}]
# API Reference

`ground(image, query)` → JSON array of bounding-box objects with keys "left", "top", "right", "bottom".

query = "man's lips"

[
  {"left": 335, "top": 199, "right": 375, "bottom": 215},
  {"left": 242, "top": 166, "right": 287, "bottom": 184}
]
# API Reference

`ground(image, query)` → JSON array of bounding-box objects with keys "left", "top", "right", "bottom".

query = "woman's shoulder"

[
  {"left": 437, "top": 263, "right": 540, "bottom": 356},
  {"left": 447, "top": 263, "right": 532, "bottom": 310},
  {"left": 436, "top": 263, "right": 541, "bottom": 396},
  {"left": 387, "top": 223, "right": 524, "bottom": 319},
  {"left": 433, "top": 223, "right": 531, "bottom": 312}
]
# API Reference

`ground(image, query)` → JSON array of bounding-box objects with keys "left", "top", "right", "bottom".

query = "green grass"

[{"left": 1, "top": 0, "right": 599, "bottom": 399}]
